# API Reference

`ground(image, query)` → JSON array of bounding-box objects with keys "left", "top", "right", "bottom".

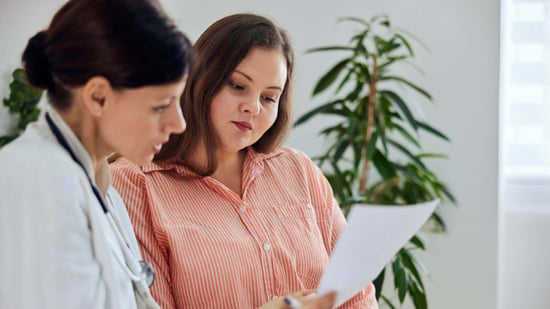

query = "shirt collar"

[
  {"left": 141, "top": 160, "right": 196, "bottom": 177},
  {"left": 141, "top": 147, "right": 285, "bottom": 176},
  {"left": 245, "top": 146, "right": 284, "bottom": 163}
]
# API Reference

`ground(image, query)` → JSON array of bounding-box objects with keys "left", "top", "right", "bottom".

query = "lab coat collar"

[{"left": 46, "top": 106, "right": 103, "bottom": 187}]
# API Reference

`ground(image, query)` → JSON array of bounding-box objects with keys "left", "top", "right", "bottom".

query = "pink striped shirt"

[{"left": 111, "top": 147, "right": 378, "bottom": 308}]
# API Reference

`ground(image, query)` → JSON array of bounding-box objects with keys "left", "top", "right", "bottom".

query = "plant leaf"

[
  {"left": 333, "top": 139, "right": 350, "bottom": 162},
  {"left": 379, "top": 37, "right": 402, "bottom": 55},
  {"left": 0, "top": 135, "right": 18, "bottom": 148},
  {"left": 395, "top": 33, "right": 415, "bottom": 57},
  {"left": 395, "top": 27, "right": 431, "bottom": 51},
  {"left": 410, "top": 252, "right": 430, "bottom": 277},
  {"left": 392, "top": 258, "right": 408, "bottom": 303},
  {"left": 319, "top": 123, "right": 345, "bottom": 136},
  {"left": 329, "top": 161, "right": 353, "bottom": 198},
  {"left": 307, "top": 46, "right": 355, "bottom": 53},
  {"left": 379, "top": 55, "right": 409, "bottom": 71},
  {"left": 344, "top": 81, "right": 365, "bottom": 102},
  {"left": 416, "top": 120, "right": 450, "bottom": 141},
  {"left": 355, "top": 62, "right": 371, "bottom": 84},
  {"left": 372, "top": 268, "right": 385, "bottom": 300},
  {"left": 372, "top": 149, "right": 396, "bottom": 180},
  {"left": 378, "top": 126, "right": 389, "bottom": 155},
  {"left": 387, "top": 138, "right": 426, "bottom": 169},
  {"left": 438, "top": 183, "right": 457, "bottom": 203},
  {"left": 410, "top": 282, "right": 428, "bottom": 309},
  {"left": 409, "top": 235, "right": 426, "bottom": 250},
  {"left": 339, "top": 16, "right": 371, "bottom": 28},
  {"left": 380, "top": 75, "right": 432, "bottom": 100},
  {"left": 430, "top": 211, "right": 447, "bottom": 232},
  {"left": 393, "top": 123, "right": 421, "bottom": 148},
  {"left": 380, "top": 295, "right": 397, "bottom": 309},
  {"left": 417, "top": 152, "right": 449, "bottom": 159},
  {"left": 0, "top": 68, "right": 43, "bottom": 150},
  {"left": 400, "top": 249, "right": 425, "bottom": 289},
  {"left": 313, "top": 58, "right": 351, "bottom": 96},
  {"left": 380, "top": 90, "right": 418, "bottom": 131},
  {"left": 294, "top": 99, "right": 345, "bottom": 127},
  {"left": 336, "top": 68, "right": 354, "bottom": 93},
  {"left": 366, "top": 131, "right": 378, "bottom": 160}
]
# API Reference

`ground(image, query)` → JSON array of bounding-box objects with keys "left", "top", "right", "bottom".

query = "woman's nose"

[
  {"left": 167, "top": 103, "right": 186, "bottom": 134},
  {"left": 241, "top": 95, "right": 260, "bottom": 115}
]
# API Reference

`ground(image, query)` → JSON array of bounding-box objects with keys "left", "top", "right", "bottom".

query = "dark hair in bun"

[
  {"left": 22, "top": 31, "right": 53, "bottom": 90},
  {"left": 21, "top": 0, "right": 194, "bottom": 110}
]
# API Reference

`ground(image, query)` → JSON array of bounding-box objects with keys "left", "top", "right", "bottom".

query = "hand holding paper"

[{"left": 317, "top": 199, "right": 439, "bottom": 306}]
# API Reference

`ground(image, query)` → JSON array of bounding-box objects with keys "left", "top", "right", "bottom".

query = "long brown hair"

[{"left": 155, "top": 13, "right": 295, "bottom": 175}]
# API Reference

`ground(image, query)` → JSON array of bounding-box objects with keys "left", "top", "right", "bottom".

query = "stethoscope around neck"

[{"left": 45, "top": 112, "right": 155, "bottom": 287}]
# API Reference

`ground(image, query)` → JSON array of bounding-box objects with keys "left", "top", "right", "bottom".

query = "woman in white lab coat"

[{"left": 0, "top": 0, "right": 194, "bottom": 308}]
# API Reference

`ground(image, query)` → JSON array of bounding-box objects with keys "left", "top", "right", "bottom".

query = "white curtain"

[
  {"left": 501, "top": 0, "right": 550, "bottom": 209},
  {"left": 499, "top": 2, "right": 550, "bottom": 308}
]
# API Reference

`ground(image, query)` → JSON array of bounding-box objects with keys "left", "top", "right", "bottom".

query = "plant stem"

[
  {"left": 359, "top": 55, "right": 377, "bottom": 193},
  {"left": 375, "top": 178, "right": 400, "bottom": 203}
]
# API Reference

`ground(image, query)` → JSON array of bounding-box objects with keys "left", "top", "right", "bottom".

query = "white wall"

[
  {"left": 0, "top": 1, "right": 500, "bottom": 308},
  {"left": 0, "top": 0, "right": 65, "bottom": 135},
  {"left": 498, "top": 205, "right": 550, "bottom": 309}
]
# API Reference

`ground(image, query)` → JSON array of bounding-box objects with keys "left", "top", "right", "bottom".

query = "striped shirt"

[{"left": 111, "top": 147, "right": 378, "bottom": 309}]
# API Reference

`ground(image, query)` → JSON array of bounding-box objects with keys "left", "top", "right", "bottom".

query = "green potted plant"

[
  {"left": 295, "top": 15, "right": 455, "bottom": 308},
  {"left": 0, "top": 68, "right": 42, "bottom": 148}
]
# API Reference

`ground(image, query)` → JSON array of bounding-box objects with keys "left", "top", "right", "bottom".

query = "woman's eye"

[
  {"left": 154, "top": 105, "right": 170, "bottom": 113},
  {"left": 262, "top": 96, "right": 278, "bottom": 104},
  {"left": 229, "top": 81, "right": 245, "bottom": 91}
]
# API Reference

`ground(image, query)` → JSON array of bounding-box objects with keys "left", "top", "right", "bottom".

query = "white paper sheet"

[{"left": 317, "top": 199, "right": 439, "bottom": 306}]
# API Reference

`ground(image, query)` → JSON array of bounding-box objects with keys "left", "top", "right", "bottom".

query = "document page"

[{"left": 317, "top": 199, "right": 439, "bottom": 306}]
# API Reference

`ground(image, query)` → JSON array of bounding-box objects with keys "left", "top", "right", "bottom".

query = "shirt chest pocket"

[
  {"left": 272, "top": 203, "right": 329, "bottom": 286},
  {"left": 274, "top": 203, "right": 318, "bottom": 234}
]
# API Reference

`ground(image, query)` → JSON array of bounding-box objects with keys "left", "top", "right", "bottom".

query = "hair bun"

[{"left": 22, "top": 31, "right": 53, "bottom": 89}]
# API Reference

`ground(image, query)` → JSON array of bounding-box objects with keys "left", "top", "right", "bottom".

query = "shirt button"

[
  {"left": 263, "top": 243, "right": 271, "bottom": 251},
  {"left": 240, "top": 205, "right": 246, "bottom": 212}
]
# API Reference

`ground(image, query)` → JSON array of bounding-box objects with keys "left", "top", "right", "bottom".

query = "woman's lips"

[{"left": 232, "top": 121, "right": 252, "bottom": 132}]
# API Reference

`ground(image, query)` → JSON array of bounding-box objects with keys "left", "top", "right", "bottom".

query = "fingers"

[
  {"left": 302, "top": 291, "right": 337, "bottom": 309},
  {"left": 291, "top": 289, "right": 316, "bottom": 298},
  {"left": 275, "top": 290, "right": 337, "bottom": 309}
]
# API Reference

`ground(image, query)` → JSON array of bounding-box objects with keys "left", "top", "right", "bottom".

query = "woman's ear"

[{"left": 82, "top": 76, "right": 112, "bottom": 117}]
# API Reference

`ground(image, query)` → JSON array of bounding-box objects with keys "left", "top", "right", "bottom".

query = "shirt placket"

[
  {"left": 201, "top": 158, "right": 278, "bottom": 303},
  {"left": 240, "top": 159, "right": 280, "bottom": 301}
]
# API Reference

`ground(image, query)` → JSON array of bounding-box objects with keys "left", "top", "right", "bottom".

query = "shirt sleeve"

[
  {"left": 0, "top": 153, "right": 106, "bottom": 309},
  {"left": 299, "top": 151, "right": 379, "bottom": 309},
  {"left": 110, "top": 159, "right": 176, "bottom": 309}
]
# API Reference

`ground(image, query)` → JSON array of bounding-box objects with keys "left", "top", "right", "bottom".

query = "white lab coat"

[{"left": 0, "top": 107, "right": 159, "bottom": 309}]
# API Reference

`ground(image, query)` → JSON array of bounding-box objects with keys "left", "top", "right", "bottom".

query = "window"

[{"left": 500, "top": 0, "right": 550, "bottom": 208}]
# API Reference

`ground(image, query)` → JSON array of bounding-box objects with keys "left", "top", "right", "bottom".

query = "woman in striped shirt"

[{"left": 111, "top": 13, "right": 378, "bottom": 309}]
